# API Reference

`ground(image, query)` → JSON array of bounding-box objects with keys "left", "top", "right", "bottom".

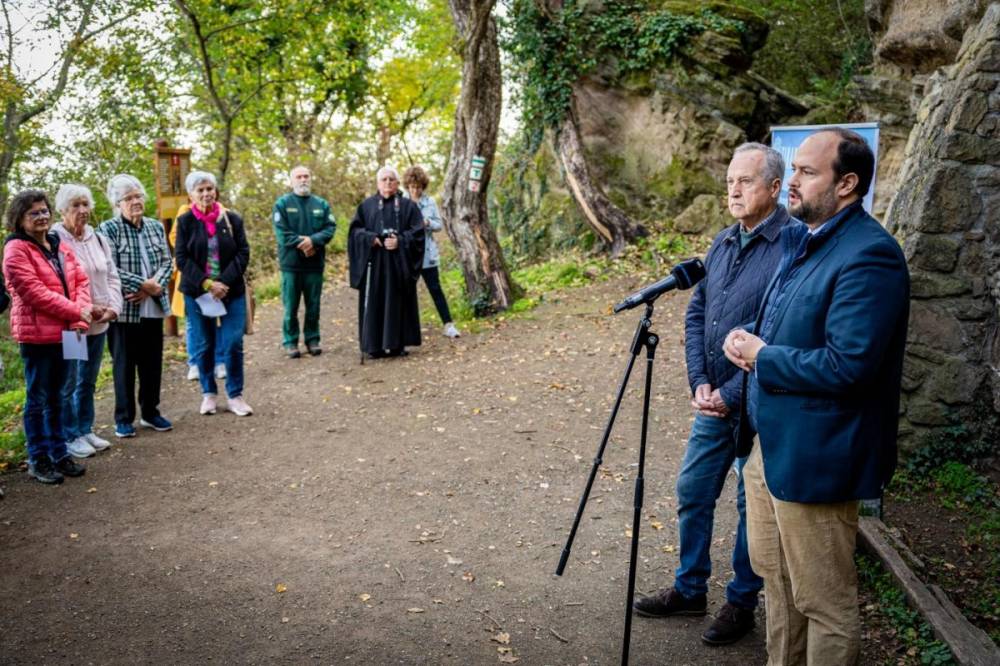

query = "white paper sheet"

[
  {"left": 62, "top": 330, "right": 89, "bottom": 361},
  {"left": 195, "top": 293, "right": 227, "bottom": 317}
]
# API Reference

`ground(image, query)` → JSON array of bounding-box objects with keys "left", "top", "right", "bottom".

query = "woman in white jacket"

[
  {"left": 53, "top": 184, "right": 123, "bottom": 457},
  {"left": 402, "top": 166, "right": 459, "bottom": 339}
]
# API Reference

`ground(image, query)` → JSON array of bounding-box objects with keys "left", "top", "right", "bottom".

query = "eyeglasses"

[{"left": 27, "top": 209, "right": 51, "bottom": 220}]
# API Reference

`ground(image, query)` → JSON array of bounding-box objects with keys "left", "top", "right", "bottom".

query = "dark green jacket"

[{"left": 273, "top": 193, "right": 336, "bottom": 272}]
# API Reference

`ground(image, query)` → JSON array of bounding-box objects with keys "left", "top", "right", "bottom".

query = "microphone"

[{"left": 613, "top": 258, "right": 706, "bottom": 313}]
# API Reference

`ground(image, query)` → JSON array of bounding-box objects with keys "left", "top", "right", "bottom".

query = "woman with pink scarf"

[{"left": 173, "top": 171, "right": 253, "bottom": 417}]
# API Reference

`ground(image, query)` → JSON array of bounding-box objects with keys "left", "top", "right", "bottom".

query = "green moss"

[{"left": 646, "top": 156, "right": 722, "bottom": 214}]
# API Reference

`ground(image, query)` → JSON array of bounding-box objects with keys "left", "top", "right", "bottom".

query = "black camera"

[{"left": 378, "top": 228, "right": 397, "bottom": 240}]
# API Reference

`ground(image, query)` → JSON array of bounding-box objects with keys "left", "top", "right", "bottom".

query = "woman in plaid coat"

[{"left": 97, "top": 174, "right": 174, "bottom": 439}]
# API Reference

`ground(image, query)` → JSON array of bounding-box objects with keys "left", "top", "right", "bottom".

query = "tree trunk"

[
  {"left": 0, "top": 104, "right": 19, "bottom": 224},
  {"left": 557, "top": 95, "right": 645, "bottom": 256},
  {"left": 536, "top": 0, "right": 644, "bottom": 256},
  {"left": 376, "top": 124, "right": 392, "bottom": 167},
  {"left": 441, "top": 0, "right": 515, "bottom": 314},
  {"left": 217, "top": 117, "right": 233, "bottom": 193}
]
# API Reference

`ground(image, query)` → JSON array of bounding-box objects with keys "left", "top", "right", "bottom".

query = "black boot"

[
  {"left": 54, "top": 456, "right": 86, "bottom": 478},
  {"left": 27, "top": 458, "right": 64, "bottom": 485},
  {"left": 701, "top": 602, "right": 756, "bottom": 645},
  {"left": 633, "top": 588, "right": 707, "bottom": 617}
]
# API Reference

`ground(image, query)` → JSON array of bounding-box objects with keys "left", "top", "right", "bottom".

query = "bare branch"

[
  {"left": 203, "top": 15, "right": 268, "bottom": 40},
  {"left": 18, "top": 0, "right": 99, "bottom": 124},
  {"left": 2, "top": 1, "right": 14, "bottom": 71},
  {"left": 173, "top": 0, "right": 231, "bottom": 121}
]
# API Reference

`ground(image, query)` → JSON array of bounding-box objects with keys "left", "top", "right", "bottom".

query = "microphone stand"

[{"left": 556, "top": 300, "right": 659, "bottom": 665}]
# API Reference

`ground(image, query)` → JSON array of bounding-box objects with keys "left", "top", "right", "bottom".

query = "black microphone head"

[{"left": 671, "top": 258, "right": 706, "bottom": 290}]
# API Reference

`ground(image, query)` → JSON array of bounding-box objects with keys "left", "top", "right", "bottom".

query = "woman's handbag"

[{"left": 219, "top": 210, "right": 256, "bottom": 335}]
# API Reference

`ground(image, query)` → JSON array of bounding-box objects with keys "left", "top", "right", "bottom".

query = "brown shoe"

[
  {"left": 632, "top": 588, "right": 707, "bottom": 617},
  {"left": 701, "top": 602, "right": 756, "bottom": 645}
]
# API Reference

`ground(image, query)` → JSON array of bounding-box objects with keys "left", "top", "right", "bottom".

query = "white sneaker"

[
  {"left": 186, "top": 364, "right": 200, "bottom": 381},
  {"left": 66, "top": 437, "right": 96, "bottom": 458},
  {"left": 83, "top": 432, "right": 111, "bottom": 451},
  {"left": 200, "top": 394, "right": 217, "bottom": 415},
  {"left": 214, "top": 363, "right": 227, "bottom": 379},
  {"left": 443, "top": 322, "right": 460, "bottom": 338},
  {"left": 227, "top": 396, "right": 253, "bottom": 417}
]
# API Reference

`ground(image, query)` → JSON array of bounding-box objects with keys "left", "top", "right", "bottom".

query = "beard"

[
  {"left": 788, "top": 185, "right": 838, "bottom": 226},
  {"left": 292, "top": 183, "right": 311, "bottom": 196}
]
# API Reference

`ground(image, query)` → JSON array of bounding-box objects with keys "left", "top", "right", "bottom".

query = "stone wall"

[{"left": 884, "top": 2, "right": 1000, "bottom": 449}]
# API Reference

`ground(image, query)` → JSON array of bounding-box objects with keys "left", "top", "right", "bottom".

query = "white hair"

[
  {"left": 288, "top": 165, "right": 311, "bottom": 180},
  {"left": 106, "top": 174, "right": 146, "bottom": 210},
  {"left": 185, "top": 170, "right": 217, "bottom": 195},
  {"left": 55, "top": 184, "right": 95, "bottom": 214},
  {"left": 733, "top": 142, "right": 785, "bottom": 184},
  {"left": 377, "top": 166, "right": 399, "bottom": 181}
]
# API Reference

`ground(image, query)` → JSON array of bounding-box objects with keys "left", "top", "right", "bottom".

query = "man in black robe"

[{"left": 348, "top": 166, "right": 425, "bottom": 358}]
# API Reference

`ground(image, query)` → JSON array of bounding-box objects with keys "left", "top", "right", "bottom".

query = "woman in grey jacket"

[{"left": 402, "top": 166, "right": 459, "bottom": 339}]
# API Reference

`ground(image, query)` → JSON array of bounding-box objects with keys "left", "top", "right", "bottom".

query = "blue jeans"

[
  {"left": 61, "top": 332, "right": 107, "bottom": 440},
  {"left": 674, "top": 413, "right": 762, "bottom": 609},
  {"left": 20, "top": 343, "right": 70, "bottom": 463},
  {"left": 185, "top": 294, "right": 246, "bottom": 398},
  {"left": 186, "top": 317, "right": 224, "bottom": 368}
]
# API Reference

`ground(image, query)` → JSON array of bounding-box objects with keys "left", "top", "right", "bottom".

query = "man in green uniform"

[{"left": 273, "top": 165, "right": 336, "bottom": 358}]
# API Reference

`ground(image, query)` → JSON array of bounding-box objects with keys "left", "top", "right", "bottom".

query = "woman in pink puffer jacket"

[{"left": 3, "top": 189, "right": 93, "bottom": 485}]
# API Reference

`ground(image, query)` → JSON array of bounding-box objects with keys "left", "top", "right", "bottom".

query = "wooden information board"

[{"left": 153, "top": 145, "right": 192, "bottom": 223}]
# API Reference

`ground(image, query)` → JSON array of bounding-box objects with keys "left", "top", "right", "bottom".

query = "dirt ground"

[{"left": 0, "top": 275, "right": 890, "bottom": 664}]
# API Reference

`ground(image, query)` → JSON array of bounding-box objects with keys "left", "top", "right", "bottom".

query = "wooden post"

[{"left": 152, "top": 142, "right": 192, "bottom": 337}]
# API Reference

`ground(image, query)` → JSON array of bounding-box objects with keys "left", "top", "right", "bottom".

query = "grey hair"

[
  {"left": 55, "top": 184, "right": 95, "bottom": 213},
  {"left": 733, "top": 142, "right": 785, "bottom": 184},
  {"left": 288, "top": 165, "right": 310, "bottom": 180},
  {"left": 106, "top": 174, "right": 146, "bottom": 209},
  {"left": 185, "top": 170, "right": 217, "bottom": 195},
  {"left": 377, "top": 165, "right": 399, "bottom": 181}
]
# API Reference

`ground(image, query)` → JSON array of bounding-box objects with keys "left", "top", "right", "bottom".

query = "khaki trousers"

[{"left": 743, "top": 444, "right": 860, "bottom": 666}]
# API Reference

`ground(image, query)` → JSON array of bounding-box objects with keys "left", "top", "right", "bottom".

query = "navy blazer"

[{"left": 736, "top": 203, "right": 910, "bottom": 503}]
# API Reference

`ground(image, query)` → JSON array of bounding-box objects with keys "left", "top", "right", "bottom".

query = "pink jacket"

[{"left": 3, "top": 235, "right": 92, "bottom": 344}]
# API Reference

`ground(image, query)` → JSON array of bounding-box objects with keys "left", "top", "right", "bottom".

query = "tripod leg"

[
  {"left": 622, "top": 331, "right": 658, "bottom": 666},
  {"left": 555, "top": 313, "right": 650, "bottom": 576}
]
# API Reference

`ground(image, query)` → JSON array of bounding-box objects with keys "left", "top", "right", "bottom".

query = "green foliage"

[
  {"left": 727, "top": 0, "right": 872, "bottom": 102},
  {"left": 902, "top": 425, "right": 998, "bottom": 479},
  {"left": 856, "top": 554, "right": 957, "bottom": 665},
  {"left": 505, "top": 0, "right": 744, "bottom": 139}
]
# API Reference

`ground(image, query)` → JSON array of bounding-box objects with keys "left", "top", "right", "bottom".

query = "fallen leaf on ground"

[
  {"left": 661, "top": 544, "right": 676, "bottom": 553},
  {"left": 69, "top": 533, "right": 79, "bottom": 539},
  {"left": 208, "top": 481, "right": 219, "bottom": 487},
  {"left": 462, "top": 571, "right": 475, "bottom": 582},
  {"left": 650, "top": 520, "right": 664, "bottom": 530},
  {"left": 407, "top": 608, "right": 425, "bottom": 613},
  {"left": 446, "top": 555, "right": 463, "bottom": 565},
  {"left": 86, "top": 487, "right": 97, "bottom": 493},
  {"left": 491, "top": 632, "right": 510, "bottom": 644},
  {"left": 358, "top": 593, "right": 371, "bottom": 602},
  {"left": 275, "top": 584, "right": 287, "bottom": 593}
]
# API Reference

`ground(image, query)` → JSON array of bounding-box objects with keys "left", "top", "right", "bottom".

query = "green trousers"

[{"left": 281, "top": 270, "right": 324, "bottom": 347}]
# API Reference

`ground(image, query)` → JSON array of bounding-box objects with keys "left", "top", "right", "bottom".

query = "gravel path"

[{"left": 0, "top": 275, "right": 767, "bottom": 664}]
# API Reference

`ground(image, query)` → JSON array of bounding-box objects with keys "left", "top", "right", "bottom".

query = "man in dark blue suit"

[{"left": 723, "top": 128, "right": 909, "bottom": 665}]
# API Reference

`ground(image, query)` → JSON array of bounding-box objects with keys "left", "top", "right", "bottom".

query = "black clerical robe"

[{"left": 348, "top": 193, "right": 425, "bottom": 354}]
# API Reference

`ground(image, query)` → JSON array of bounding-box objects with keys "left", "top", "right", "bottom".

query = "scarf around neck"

[{"left": 191, "top": 201, "right": 221, "bottom": 236}]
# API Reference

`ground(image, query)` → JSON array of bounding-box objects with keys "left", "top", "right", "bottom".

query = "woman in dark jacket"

[{"left": 173, "top": 171, "right": 252, "bottom": 417}]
